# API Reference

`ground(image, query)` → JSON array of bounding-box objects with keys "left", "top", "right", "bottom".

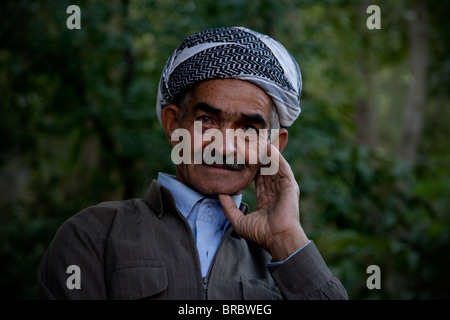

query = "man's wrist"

[
  {"left": 268, "top": 240, "right": 311, "bottom": 266},
  {"left": 269, "top": 228, "right": 309, "bottom": 262}
]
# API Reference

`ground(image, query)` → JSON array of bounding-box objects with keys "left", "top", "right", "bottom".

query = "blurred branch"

[{"left": 397, "top": 0, "right": 430, "bottom": 165}]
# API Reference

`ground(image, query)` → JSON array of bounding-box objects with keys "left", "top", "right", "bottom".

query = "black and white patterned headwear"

[{"left": 156, "top": 26, "right": 302, "bottom": 127}]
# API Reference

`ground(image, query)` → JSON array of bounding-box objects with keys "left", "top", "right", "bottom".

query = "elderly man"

[{"left": 37, "top": 27, "right": 347, "bottom": 300}]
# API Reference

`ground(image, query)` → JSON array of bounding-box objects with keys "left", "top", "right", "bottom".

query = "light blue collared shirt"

[
  {"left": 157, "top": 172, "right": 310, "bottom": 276},
  {"left": 158, "top": 173, "right": 242, "bottom": 277}
]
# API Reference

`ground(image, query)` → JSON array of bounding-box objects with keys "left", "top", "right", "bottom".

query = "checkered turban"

[{"left": 156, "top": 26, "right": 302, "bottom": 127}]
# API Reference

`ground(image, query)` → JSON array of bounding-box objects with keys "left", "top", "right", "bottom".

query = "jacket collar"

[{"left": 144, "top": 179, "right": 175, "bottom": 219}]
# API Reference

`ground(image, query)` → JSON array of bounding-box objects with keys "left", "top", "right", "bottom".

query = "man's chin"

[
  {"left": 188, "top": 173, "right": 249, "bottom": 195},
  {"left": 189, "top": 181, "right": 244, "bottom": 196},
  {"left": 177, "top": 163, "right": 256, "bottom": 195}
]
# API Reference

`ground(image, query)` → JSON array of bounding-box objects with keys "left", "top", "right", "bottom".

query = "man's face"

[{"left": 169, "top": 79, "right": 276, "bottom": 195}]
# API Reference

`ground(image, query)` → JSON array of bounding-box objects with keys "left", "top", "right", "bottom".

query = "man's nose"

[{"left": 220, "top": 128, "right": 237, "bottom": 158}]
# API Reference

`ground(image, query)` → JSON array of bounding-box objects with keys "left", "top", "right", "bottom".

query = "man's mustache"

[{"left": 197, "top": 149, "right": 248, "bottom": 171}]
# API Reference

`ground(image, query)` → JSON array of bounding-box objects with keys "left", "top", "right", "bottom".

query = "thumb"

[{"left": 218, "top": 194, "right": 244, "bottom": 227}]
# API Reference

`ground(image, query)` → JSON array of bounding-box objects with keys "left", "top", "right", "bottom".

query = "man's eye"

[
  {"left": 197, "top": 115, "right": 211, "bottom": 122},
  {"left": 244, "top": 125, "right": 258, "bottom": 132}
]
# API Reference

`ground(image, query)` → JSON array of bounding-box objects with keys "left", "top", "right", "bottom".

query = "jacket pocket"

[
  {"left": 108, "top": 259, "right": 167, "bottom": 300},
  {"left": 241, "top": 278, "right": 282, "bottom": 300}
]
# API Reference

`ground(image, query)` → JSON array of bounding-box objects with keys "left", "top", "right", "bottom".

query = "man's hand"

[{"left": 218, "top": 145, "right": 309, "bottom": 262}]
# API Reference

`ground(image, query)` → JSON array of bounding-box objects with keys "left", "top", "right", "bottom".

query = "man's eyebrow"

[
  {"left": 241, "top": 113, "right": 268, "bottom": 128},
  {"left": 193, "top": 102, "right": 268, "bottom": 128}
]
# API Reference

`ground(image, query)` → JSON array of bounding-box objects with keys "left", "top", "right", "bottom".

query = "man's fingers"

[
  {"left": 254, "top": 173, "right": 266, "bottom": 198},
  {"left": 268, "top": 144, "right": 295, "bottom": 180},
  {"left": 218, "top": 194, "right": 244, "bottom": 227}
]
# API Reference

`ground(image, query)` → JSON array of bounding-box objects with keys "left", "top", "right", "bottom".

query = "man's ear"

[
  {"left": 161, "top": 104, "right": 182, "bottom": 146},
  {"left": 274, "top": 128, "right": 288, "bottom": 152}
]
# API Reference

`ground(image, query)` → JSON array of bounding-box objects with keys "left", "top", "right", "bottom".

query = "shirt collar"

[{"left": 157, "top": 172, "right": 242, "bottom": 219}]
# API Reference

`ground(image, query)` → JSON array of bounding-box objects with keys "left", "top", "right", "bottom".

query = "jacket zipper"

[
  {"left": 202, "top": 277, "right": 208, "bottom": 295},
  {"left": 174, "top": 207, "right": 235, "bottom": 299},
  {"left": 173, "top": 208, "right": 206, "bottom": 299},
  {"left": 202, "top": 225, "right": 234, "bottom": 299}
]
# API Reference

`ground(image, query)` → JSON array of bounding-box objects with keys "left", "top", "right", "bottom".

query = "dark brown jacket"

[{"left": 37, "top": 180, "right": 348, "bottom": 300}]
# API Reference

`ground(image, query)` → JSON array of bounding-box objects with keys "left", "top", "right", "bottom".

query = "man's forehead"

[
  {"left": 188, "top": 79, "right": 273, "bottom": 120},
  {"left": 192, "top": 79, "right": 273, "bottom": 107}
]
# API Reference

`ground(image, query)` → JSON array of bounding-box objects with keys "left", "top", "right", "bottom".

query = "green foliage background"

[{"left": 0, "top": 0, "right": 448, "bottom": 299}]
